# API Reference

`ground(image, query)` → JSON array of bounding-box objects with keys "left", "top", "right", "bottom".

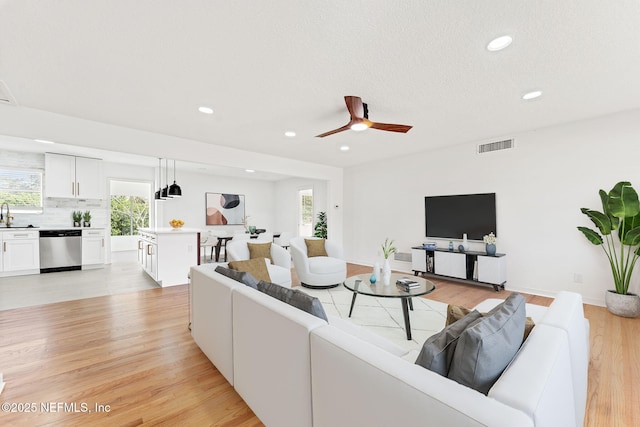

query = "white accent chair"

[
  {"left": 200, "top": 231, "right": 218, "bottom": 262},
  {"left": 226, "top": 239, "right": 292, "bottom": 287},
  {"left": 257, "top": 231, "right": 274, "bottom": 242},
  {"left": 290, "top": 237, "right": 346, "bottom": 289},
  {"left": 274, "top": 231, "right": 293, "bottom": 249},
  {"left": 233, "top": 231, "right": 251, "bottom": 240}
]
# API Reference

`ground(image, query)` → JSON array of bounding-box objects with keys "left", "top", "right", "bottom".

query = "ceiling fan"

[{"left": 315, "top": 95, "right": 412, "bottom": 138}]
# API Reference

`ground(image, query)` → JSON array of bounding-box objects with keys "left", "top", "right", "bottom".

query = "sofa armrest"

[
  {"left": 489, "top": 324, "right": 577, "bottom": 427},
  {"left": 190, "top": 264, "right": 242, "bottom": 385}
]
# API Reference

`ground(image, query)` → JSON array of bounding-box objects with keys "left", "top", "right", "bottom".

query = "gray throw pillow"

[
  {"left": 214, "top": 266, "right": 259, "bottom": 289},
  {"left": 257, "top": 281, "right": 328, "bottom": 322},
  {"left": 447, "top": 292, "right": 526, "bottom": 395},
  {"left": 415, "top": 310, "right": 483, "bottom": 376}
]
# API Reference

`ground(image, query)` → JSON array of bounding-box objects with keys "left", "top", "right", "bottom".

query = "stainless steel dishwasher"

[{"left": 39, "top": 229, "right": 83, "bottom": 273}]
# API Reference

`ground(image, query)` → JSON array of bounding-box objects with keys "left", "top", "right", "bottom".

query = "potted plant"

[
  {"left": 314, "top": 212, "right": 327, "bottom": 239},
  {"left": 72, "top": 211, "right": 82, "bottom": 227},
  {"left": 83, "top": 210, "right": 92, "bottom": 227},
  {"left": 381, "top": 238, "right": 397, "bottom": 283},
  {"left": 578, "top": 181, "right": 640, "bottom": 317}
]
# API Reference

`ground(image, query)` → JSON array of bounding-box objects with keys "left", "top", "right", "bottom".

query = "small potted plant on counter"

[
  {"left": 72, "top": 211, "right": 82, "bottom": 227},
  {"left": 83, "top": 210, "right": 92, "bottom": 227}
]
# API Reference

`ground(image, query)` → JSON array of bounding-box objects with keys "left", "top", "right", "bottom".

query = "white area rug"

[{"left": 297, "top": 284, "right": 447, "bottom": 358}]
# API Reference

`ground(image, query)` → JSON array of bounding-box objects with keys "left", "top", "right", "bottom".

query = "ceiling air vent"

[
  {"left": 477, "top": 138, "right": 514, "bottom": 154},
  {"left": 0, "top": 81, "right": 18, "bottom": 106}
]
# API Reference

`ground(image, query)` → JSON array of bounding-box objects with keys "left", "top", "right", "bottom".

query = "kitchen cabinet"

[
  {"left": 45, "top": 153, "right": 104, "bottom": 199},
  {"left": 82, "top": 229, "right": 105, "bottom": 269},
  {"left": 138, "top": 228, "right": 200, "bottom": 287},
  {"left": 139, "top": 231, "right": 158, "bottom": 281},
  {"left": 0, "top": 229, "right": 40, "bottom": 277}
]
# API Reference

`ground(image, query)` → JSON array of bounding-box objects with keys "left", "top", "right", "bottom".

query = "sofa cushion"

[
  {"left": 415, "top": 310, "right": 483, "bottom": 376},
  {"left": 228, "top": 258, "right": 271, "bottom": 282},
  {"left": 448, "top": 292, "right": 526, "bottom": 395},
  {"left": 446, "top": 304, "right": 535, "bottom": 342},
  {"left": 248, "top": 242, "right": 272, "bottom": 263},
  {"left": 214, "top": 265, "right": 260, "bottom": 289},
  {"left": 305, "top": 238, "right": 328, "bottom": 257},
  {"left": 257, "top": 280, "right": 328, "bottom": 321}
]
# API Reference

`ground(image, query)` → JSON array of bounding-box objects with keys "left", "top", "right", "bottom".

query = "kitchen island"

[{"left": 137, "top": 227, "right": 201, "bottom": 287}]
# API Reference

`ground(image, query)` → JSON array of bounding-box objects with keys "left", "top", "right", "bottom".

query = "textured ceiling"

[{"left": 1, "top": 1, "right": 640, "bottom": 169}]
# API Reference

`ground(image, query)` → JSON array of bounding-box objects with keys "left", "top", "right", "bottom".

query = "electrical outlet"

[{"left": 573, "top": 273, "right": 583, "bottom": 283}]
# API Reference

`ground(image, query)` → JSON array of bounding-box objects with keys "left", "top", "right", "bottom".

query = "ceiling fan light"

[
  {"left": 350, "top": 122, "right": 369, "bottom": 132},
  {"left": 487, "top": 35, "right": 513, "bottom": 51},
  {"left": 522, "top": 90, "right": 542, "bottom": 100}
]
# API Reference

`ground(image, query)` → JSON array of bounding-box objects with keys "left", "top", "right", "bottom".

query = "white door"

[{"left": 298, "top": 188, "right": 313, "bottom": 237}]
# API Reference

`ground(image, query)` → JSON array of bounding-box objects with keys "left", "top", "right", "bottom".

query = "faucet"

[{"left": 0, "top": 202, "right": 13, "bottom": 227}]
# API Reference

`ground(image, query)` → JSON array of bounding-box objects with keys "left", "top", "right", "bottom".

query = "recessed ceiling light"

[
  {"left": 522, "top": 90, "right": 542, "bottom": 100},
  {"left": 487, "top": 35, "right": 513, "bottom": 52},
  {"left": 350, "top": 123, "right": 368, "bottom": 132},
  {"left": 245, "top": 169, "right": 255, "bottom": 173},
  {"left": 34, "top": 139, "right": 55, "bottom": 144},
  {"left": 198, "top": 106, "right": 214, "bottom": 114},
  {"left": 284, "top": 131, "right": 296, "bottom": 137},
  {"left": 340, "top": 145, "right": 350, "bottom": 151}
]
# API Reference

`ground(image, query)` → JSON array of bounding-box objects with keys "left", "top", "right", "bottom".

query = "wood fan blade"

[
  {"left": 315, "top": 123, "right": 352, "bottom": 138},
  {"left": 369, "top": 122, "right": 413, "bottom": 133},
  {"left": 344, "top": 96, "right": 364, "bottom": 120}
]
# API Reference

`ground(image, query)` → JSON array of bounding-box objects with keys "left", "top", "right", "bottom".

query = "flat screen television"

[{"left": 424, "top": 193, "right": 496, "bottom": 241}]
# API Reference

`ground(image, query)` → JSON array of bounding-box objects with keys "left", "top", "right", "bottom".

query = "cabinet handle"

[
  {"left": 102, "top": 238, "right": 104, "bottom": 247},
  {"left": 138, "top": 240, "right": 143, "bottom": 249},
  {"left": 147, "top": 244, "right": 152, "bottom": 255},
  {"left": 3, "top": 242, "right": 6, "bottom": 252},
  {"left": 72, "top": 182, "right": 75, "bottom": 195},
  {"left": 77, "top": 182, "right": 80, "bottom": 196}
]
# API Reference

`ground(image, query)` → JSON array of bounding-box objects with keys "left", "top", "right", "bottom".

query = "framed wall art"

[{"left": 205, "top": 192, "right": 245, "bottom": 225}]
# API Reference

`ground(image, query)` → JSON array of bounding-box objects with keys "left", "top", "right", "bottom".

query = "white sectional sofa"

[{"left": 190, "top": 263, "right": 589, "bottom": 427}]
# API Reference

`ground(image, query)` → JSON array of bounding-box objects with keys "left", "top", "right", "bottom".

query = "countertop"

[
  {"left": 138, "top": 227, "right": 201, "bottom": 234},
  {"left": 0, "top": 226, "right": 104, "bottom": 231}
]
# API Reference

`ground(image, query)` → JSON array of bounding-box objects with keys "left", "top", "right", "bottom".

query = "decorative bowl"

[{"left": 169, "top": 219, "right": 184, "bottom": 229}]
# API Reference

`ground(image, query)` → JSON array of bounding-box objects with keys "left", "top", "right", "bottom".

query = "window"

[
  {"left": 110, "top": 180, "right": 150, "bottom": 236},
  {"left": 0, "top": 166, "right": 43, "bottom": 212}
]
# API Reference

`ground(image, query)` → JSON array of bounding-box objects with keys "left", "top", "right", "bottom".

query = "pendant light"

[
  {"left": 161, "top": 158, "right": 170, "bottom": 199},
  {"left": 154, "top": 158, "right": 164, "bottom": 201},
  {"left": 168, "top": 159, "right": 182, "bottom": 197}
]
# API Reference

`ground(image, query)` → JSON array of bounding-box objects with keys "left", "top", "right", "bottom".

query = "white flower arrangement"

[{"left": 483, "top": 232, "right": 497, "bottom": 245}]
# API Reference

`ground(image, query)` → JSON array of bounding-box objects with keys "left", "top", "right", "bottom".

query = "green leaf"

[
  {"left": 608, "top": 181, "right": 640, "bottom": 219},
  {"left": 580, "top": 209, "right": 612, "bottom": 235},
  {"left": 622, "top": 226, "right": 640, "bottom": 246},
  {"left": 599, "top": 189, "right": 619, "bottom": 230},
  {"left": 577, "top": 227, "right": 604, "bottom": 245}
]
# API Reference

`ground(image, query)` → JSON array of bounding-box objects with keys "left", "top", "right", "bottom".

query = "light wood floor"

[{"left": 0, "top": 263, "right": 638, "bottom": 426}]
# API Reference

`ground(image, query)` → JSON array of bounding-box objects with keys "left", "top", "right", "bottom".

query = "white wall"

[
  {"left": 157, "top": 169, "right": 276, "bottom": 235},
  {"left": 274, "top": 178, "right": 328, "bottom": 237},
  {"left": 344, "top": 109, "right": 640, "bottom": 306}
]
